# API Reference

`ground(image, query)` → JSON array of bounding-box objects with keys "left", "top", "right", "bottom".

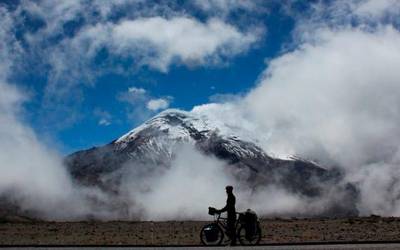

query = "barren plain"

[{"left": 1, "top": 216, "right": 400, "bottom": 245}]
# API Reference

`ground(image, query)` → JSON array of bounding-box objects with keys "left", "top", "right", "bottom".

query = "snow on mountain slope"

[
  {"left": 116, "top": 108, "right": 258, "bottom": 147},
  {"left": 113, "top": 108, "right": 268, "bottom": 162},
  {"left": 116, "top": 109, "right": 204, "bottom": 148}
]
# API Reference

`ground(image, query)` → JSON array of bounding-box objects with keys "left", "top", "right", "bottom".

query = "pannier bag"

[
  {"left": 203, "top": 224, "right": 219, "bottom": 242},
  {"left": 208, "top": 206, "right": 217, "bottom": 215},
  {"left": 243, "top": 209, "right": 258, "bottom": 240}
]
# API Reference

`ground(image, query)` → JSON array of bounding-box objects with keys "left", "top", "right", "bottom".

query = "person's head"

[{"left": 225, "top": 185, "right": 233, "bottom": 194}]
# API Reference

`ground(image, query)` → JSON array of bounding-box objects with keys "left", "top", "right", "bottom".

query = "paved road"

[{"left": 2, "top": 244, "right": 400, "bottom": 250}]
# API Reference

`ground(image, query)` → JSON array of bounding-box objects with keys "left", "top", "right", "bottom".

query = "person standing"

[{"left": 218, "top": 185, "right": 236, "bottom": 246}]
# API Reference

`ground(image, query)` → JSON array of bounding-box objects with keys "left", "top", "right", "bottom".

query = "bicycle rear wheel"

[
  {"left": 200, "top": 223, "right": 224, "bottom": 245},
  {"left": 237, "top": 223, "right": 262, "bottom": 245}
]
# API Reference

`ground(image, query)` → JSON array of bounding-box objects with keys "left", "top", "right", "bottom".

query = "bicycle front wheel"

[
  {"left": 200, "top": 223, "right": 224, "bottom": 245},
  {"left": 237, "top": 223, "right": 262, "bottom": 245}
]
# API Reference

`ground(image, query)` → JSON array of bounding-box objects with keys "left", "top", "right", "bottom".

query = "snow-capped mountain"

[{"left": 65, "top": 109, "right": 358, "bottom": 216}]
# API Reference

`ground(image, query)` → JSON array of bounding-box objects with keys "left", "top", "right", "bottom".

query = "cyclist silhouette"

[{"left": 217, "top": 185, "right": 236, "bottom": 245}]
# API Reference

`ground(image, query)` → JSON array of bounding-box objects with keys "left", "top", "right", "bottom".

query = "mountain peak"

[
  {"left": 115, "top": 109, "right": 209, "bottom": 147},
  {"left": 65, "top": 108, "right": 359, "bottom": 217}
]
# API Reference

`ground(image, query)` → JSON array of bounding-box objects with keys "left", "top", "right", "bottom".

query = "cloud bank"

[
  {"left": 0, "top": 76, "right": 88, "bottom": 219},
  {"left": 195, "top": 1, "right": 400, "bottom": 216},
  {"left": 245, "top": 26, "right": 400, "bottom": 215}
]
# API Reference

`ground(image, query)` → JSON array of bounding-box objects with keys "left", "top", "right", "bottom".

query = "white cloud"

[
  {"left": 194, "top": 0, "right": 254, "bottom": 10},
  {"left": 118, "top": 87, "right": 172, "bottom": 121},
  {"left": 98, "top": 118, "right": 111, "bottom": 126},
  {"left": 293, "top": 0, "right": 400, "bottom": 36},
  {"left": 108, "top": 16, "right": 260, "bottom": 71},
  {"left": 124, "top": 145, "right": 235, "bottom": 220},
  {"left": 193, "top": 0, "right": 259, "bottom": 16},
  {"left": 93, "top": 108, "right": 112, "bottom": 126},
  {"left": 228, "top": 25, "right": 400, "bottom": 216},
  {"left": 0, "top": 79, "right": 137, "bottom": 221},
  {"left": 128, "top": 87, "right": 146, "bottom": 94},
  {"left": 61, "top": 15, "right": 259, "bottom": 72},
  {"left": 146, "top": 98, "right": 170, "bottom": 111},
  {"left": 0, "top": 78, "right": 90, "bottom": 219},
  {"left": 353, "top": 0, "right": 400, "bottom": 19},
  {"left": 245, "top": 26, "right": 400, "bottom": 163}
]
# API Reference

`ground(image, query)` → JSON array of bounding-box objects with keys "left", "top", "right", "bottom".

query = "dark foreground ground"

[
  {"left": 3, "top": 244, "right": 400, "bottom": 250},
  {"left": 1, "top": 216, "right": 400, "bottom": 245}
]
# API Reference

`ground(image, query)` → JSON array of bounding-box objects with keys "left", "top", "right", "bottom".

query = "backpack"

[
  {"left": 203, "top": 224, "right": 220, "bottom": 242},
  {"left": 242, "top": 209, "right": 258, "bottom": 240}
]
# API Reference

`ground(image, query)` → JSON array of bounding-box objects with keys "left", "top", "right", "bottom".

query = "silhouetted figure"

[{"left": 218, "top": 185, "right": 236, "bottom": 245}]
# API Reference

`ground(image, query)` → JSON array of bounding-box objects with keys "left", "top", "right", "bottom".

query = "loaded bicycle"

[{"left": 200, "top": 207, "right": 262, "bottom": 246}]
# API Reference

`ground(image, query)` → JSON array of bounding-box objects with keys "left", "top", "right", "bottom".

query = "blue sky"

[
  {"left": 1, "top": 0, "right": 302, "bottom": 154},
  {"left": 2, "top": 0, "right": 399, "bottom": 155}
]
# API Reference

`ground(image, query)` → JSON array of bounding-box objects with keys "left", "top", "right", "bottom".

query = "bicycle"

[{"left": 200, "top": 207, "right": 262, "bottom": 246}]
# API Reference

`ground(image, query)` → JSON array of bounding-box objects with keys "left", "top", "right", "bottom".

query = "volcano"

[{"left": 65, "top": 109, "right": 358, "bottom": 216}]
